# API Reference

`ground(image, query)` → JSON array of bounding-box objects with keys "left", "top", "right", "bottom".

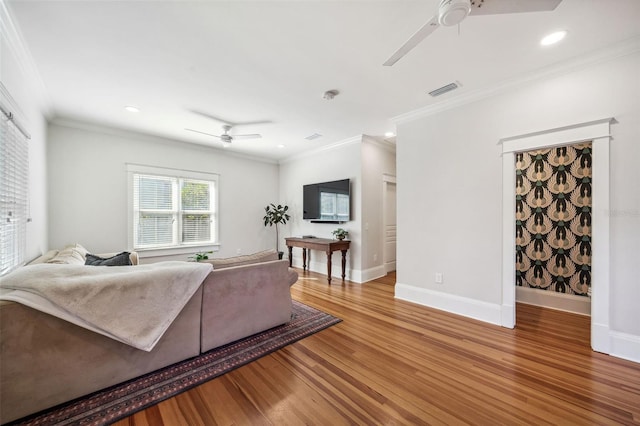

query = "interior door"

[{"left": 383, "top": 180, "right": 397, "bottom": 273}]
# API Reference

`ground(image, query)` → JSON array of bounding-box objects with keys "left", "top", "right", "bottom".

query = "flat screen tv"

[{"left": 303, "top": 179, "right": 350, "bottom": 222}]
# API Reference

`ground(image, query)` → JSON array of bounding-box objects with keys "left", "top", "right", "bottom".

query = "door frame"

[{"left": 500, "top": 118, "right": 613, "bottom": 354}]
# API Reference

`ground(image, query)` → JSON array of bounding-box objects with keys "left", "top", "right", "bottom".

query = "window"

[
  {"left": 128, "top": 165, "right": 218, "bottom": 252},
  {"left": 0, "top": 105, "right": 30, "bottom": 276}
]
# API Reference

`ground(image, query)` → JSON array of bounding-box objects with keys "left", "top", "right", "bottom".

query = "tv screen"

[{"left": 303, "top": 179, "right": 350, "bottom": 222}]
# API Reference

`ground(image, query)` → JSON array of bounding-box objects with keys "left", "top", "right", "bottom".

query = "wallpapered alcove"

[{"left": 515, "top": 142, "right": 592, "bottom": 297}]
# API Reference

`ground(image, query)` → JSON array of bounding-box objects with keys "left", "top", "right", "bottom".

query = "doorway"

[
  {"left": 500, "top": 118, "right": 612, "bottom": 354},
  {"left": 383, "top": 175, "right": 397, "bottom": 273}
]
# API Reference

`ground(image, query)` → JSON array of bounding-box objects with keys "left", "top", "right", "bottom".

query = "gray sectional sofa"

[{"left": 0, "top": 248, "right": 297, "bottom": 423}]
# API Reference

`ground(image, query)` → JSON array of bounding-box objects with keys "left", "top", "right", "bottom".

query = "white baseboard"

[
  {"left": 360, "top": 265, "right": 387, "bottom": 283},
  {"left": 384, "top": 261, "right": 396, "bottom": 273},
  {"left": 395, "top": 283, "right": 502, "bottom": 326},
  {"left": 610, "top": 331, "right": 640, "bottom": 363},
  {"left": 516, "top": 287, "right": 591, "bottom": 316},
  {"left": 290, "top": 259, "right": 364, "bottom": 284}
]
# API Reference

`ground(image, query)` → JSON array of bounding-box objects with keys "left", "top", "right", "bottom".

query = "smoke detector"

[{"left": 322, "top": 89, "right": 340, "bottom": 100}]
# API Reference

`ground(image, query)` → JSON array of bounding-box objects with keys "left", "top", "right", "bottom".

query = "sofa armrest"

[{"left": 200, "top": 259, "right": 297, "bottom": 352}]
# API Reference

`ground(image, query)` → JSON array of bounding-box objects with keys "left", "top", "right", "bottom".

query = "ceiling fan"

[
  {"left": 185, "top": 124, "right": 262, "bottom": 145},
  {"left": 383, "top": 0, "right": 563, "bottom": 66}
]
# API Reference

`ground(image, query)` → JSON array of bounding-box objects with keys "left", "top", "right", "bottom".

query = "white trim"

[
  {"left": 501, "top": 118, "right": 613, "bottom": 354},
  {"left": 51, "top": 118, "right": 279, "bottom": 165},
  {"left": 610, "top": 332, "right": 640, "bottom": 364},
  {"left": 360, "top": 265, "right": 387, "bottom": 283},
  {"left": 383, "top": 173, "right": 397, "bottom": 184},
  {"left": 499, "top": 118, "right": 613, "bottom": 153},
  {"left": 0, "top": 2, "right": 52, "bottom": 117},
  {"left": 279, "top": 135, "right": 362, "bottom": 164},
  {"left": 385, "top": 261, "right": 397, "bottom": 274},
  {"left": 382, "top": 175, "right": 397, "bottom": 274},
  {"left": 516, "top": 287, "right": 591, "bottom": 316},
  {"left": 126, "top": 163, "right": 220, "bottom": 255},
  {"left": 395, "top": 283, "right": 503, "bottom": 326},
  {"left": 391, "top": 37, "right": 640, "bottom": 125},
  {"left": 501, "top": 151, "right": 516, "bottom": 328},
  {"left": 289, "top": 256, "right": 383, "bottom": 284},
  {"left": 363, "top": 135, "right": 397, "bottom": 154},
  {"left": 590, "top": 135, "right": 611, "bottom": 354}
]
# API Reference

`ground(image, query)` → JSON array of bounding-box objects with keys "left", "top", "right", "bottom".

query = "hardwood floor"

[{"left": 115, "top": 270, "right": 640, "bottom": 425}]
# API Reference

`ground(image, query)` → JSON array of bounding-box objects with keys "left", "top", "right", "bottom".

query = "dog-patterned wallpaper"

[{"left": 515, "top": 142, "right": 592, "bottom": 297}]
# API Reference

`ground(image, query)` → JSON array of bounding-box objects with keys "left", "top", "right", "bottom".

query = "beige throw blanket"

[{"left": 0, "top": 261, "right": 212, "bottom": 351}]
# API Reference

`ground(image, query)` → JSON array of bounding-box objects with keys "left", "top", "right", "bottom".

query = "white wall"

[
  {"left": 279, "top": 138, "right": 362, "bottom": 280},
  {"left": 1, "top": 3, "right": 49, "bottom": 262},
  {"left": 279, "top": 136, "right": 396, "bottom": 283},
  {"left": 360, "top": 136, "right": 396, "bottom": 280},
  {"left": 396, "top": 51, "right": 640, "bottom": 341},
  {"left": 47, "top": 121, "right": 280, "bottom": 261}
]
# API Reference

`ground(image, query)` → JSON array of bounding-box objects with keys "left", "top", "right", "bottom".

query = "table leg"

[
  {"left": 341, "top": 249, "right": 347, "bottom": 280},
  {"left": 302, "top": 248, "right": 307, "bottom": 271},
  {"left": 287, "top": 246, "right": 293, "bottom": 267},
  {"left": 326, "top": 250, "right": 332, "bottom": 284}
]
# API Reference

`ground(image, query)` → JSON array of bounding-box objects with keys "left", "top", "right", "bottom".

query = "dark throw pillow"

[{"left": 85, "top": 252, "right": 133, "bottom": 266}]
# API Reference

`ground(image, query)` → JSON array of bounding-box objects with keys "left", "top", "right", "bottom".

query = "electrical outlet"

[
  {"left": 373, "top": 254, "right": 378, "bottom": 262},
  {"left": 435, "top": 273, "right": 443, "bottom": 284},
  {"left": 236, "top": 249, "right": 242, "bottom": 255}
]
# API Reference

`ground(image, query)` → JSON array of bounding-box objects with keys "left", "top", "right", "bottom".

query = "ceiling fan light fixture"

[
  {"left": 540, "top": 30, "right": 567, "bottom": 46},
  {"left": 438, "top": 0, "right": 471, "bottom": 27}
]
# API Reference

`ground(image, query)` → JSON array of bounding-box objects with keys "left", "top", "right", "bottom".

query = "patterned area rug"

[{"left": 10, "top": 300, "right": 341, "bottom": 426}]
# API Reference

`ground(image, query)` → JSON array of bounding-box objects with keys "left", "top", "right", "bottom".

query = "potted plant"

[
  {"left": 332, "top": 228, "right": 348, "bottom": 240},
  {"left": 189, "top": 251, "right": 213, "bottom": 262},
  {"left": 263, "top": 203, "right": 290, "bottom": 259}
]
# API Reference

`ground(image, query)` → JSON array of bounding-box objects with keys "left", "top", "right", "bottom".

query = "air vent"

[
  {"left": 428, "top": 81, "right": 461, "bottom": 97},
  {"left": 305, "top": 133, "right": 323, "bottom": 141}
]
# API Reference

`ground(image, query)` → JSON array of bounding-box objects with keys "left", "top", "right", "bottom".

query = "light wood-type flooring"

[{"left": 114, "top": 270, "right": 640, "bottom": 425}]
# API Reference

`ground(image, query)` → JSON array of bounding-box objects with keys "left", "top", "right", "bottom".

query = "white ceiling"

[{"left": 6, "top": 0, "right": 640, "bottom": 161}]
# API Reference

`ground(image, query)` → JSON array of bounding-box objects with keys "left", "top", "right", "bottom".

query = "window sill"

[{"left": 135, "top": 244, "right": 220, "bottom": 259}]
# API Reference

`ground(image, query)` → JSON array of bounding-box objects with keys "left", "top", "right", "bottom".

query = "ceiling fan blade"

[
  {"left": 383, "top": 14, "right": 440, "bottom": 66},
  {"left": 184, "top": 128, "right": 221, "bottom": 139},
  {"left": 232, "top": 134, "right": 262, "bottom": 140},
  {"left": 189, "top": 110, "right": 272, "bottom": 126},
  {"left": 470, "top": 0, "right": 562, "bottom": 16}
]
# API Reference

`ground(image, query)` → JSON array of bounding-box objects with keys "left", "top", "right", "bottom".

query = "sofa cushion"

[
  {"left": 85, "top": 252, "right": 133, "bottom": 266},
  {"left": 205, "top": 249, "right": 278, "bottom": 269},
  {"left": 28, "top": 250, "right": 59, "bottom": 265},
  {"left": 46, "top": 244, "right": 88, "bottom": 265}
]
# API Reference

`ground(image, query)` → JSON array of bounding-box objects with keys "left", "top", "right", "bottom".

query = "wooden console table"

[{"left": 285, "top": 237, "right": 350, "bottom": 284}]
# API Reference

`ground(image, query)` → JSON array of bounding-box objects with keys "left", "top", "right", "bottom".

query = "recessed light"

[
  {"left": 124, "top": 105, "right": 140, "bottom": 113},
  {"left": 384, "top": 132, "right": 395, "bottom": 138},
  {"left": 277, "top": 144, "right": 286, "bottom": 149},
  {"left": 540, "top": 30, "right": 567, "bottom": 46}
]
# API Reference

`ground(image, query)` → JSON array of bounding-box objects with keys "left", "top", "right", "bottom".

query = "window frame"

[
  {"left": 0, "top": 100, "right": 30, "bottom": 276},
  {"left": 127, "top": 164, "right": 220, "bottom": 258}
]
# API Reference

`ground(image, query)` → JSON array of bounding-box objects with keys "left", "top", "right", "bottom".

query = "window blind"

[
  {"left": 0, "top": 109, "right": 29, "bottom": 275},
  {"left": 130, "top": 168, "right": 217, "bottom": 250}
]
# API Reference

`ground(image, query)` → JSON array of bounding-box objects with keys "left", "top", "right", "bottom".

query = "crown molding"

[
  {"left": 51, "top": 117, "right": 279, "bottom": 165},
  {"left": 279, "top": 135, "right": 362, "bottom": 164},
  {"left": 391, "top": 36, "right": 640, "bottom": 125},
  {"left": 362, "top": 134, "right": 396, "bottom": 154},
  {"left": 0, "top": 1, "right": 53, "bottom": 118}
]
